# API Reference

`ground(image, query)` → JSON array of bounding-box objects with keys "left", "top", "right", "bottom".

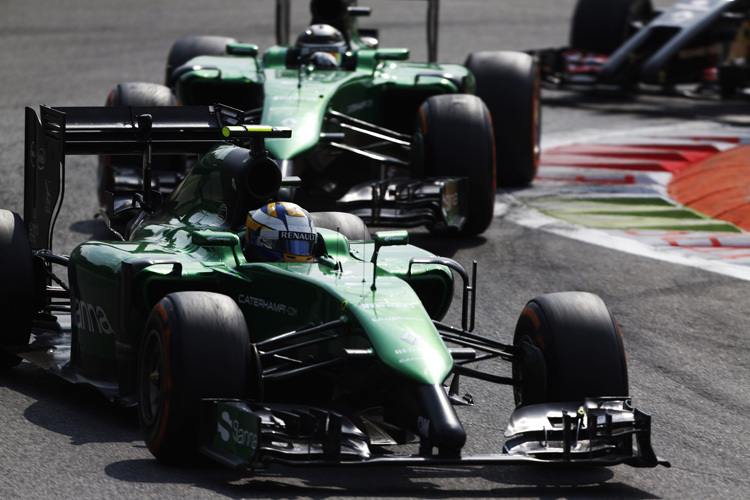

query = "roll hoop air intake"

[{"left": 220, "top": 124, "right": 294, "bottom": 228}]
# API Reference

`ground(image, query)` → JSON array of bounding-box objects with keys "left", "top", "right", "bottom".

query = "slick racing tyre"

[
  {"left": 311, "top": 211, "right": 370, "bottom": 242},
  {"left": 138, "top": 292, "right": 250, "bottom": 464},
  {"left": 165, "top": 36, "right": 238, "bottom": 87},
  {"left": 464, "top": 51, "right": 540, "bottom": 187},
  {"left": 0, "top": 210, "right": 34, "bottom": 368},
  {"left": 414, "top": 94, "right": 495, "bottom": 236},
  {"left": 98, "top": 82, "right": 182, "bottom": 206},
  {"left": 570, "top": 0, "right": 654, "bottom": 55},
  {"left": 512, "top": 291, "right": 629, "bottom": 406}
]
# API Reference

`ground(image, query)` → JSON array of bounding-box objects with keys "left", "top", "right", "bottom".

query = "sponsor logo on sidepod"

[{"left": 72, "top": 297, "right": 114, "bottom": 335}]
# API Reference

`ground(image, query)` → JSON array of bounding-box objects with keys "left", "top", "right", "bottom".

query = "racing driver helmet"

[
  {"left": 296, "top": 23, "right": 347, "bottom": 66},
  {"left": 244, "top": 202, "right": 317, "bottom": 263}
]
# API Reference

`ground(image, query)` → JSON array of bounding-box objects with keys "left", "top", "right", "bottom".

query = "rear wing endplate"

[{"left": 23, "top": 104, "right": 255, "bottom": 251}]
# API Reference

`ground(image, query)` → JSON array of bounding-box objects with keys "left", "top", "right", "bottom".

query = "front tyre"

[
  {"left": 138, "top": 292, "right": 250, "bottom": 464},
  {"left": 512, "top": 291, "right": 629, "bottom": 407},
  {"left": 464, "top": 51, "right": 540, "bottom": 187},
  {"left": 414, "top": 94, "right": 495, "bottom": 236},
  {"left": 0, "top": 210, "right": 34, "bottom": 368}
]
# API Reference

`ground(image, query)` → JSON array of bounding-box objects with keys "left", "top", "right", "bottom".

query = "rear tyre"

[
  {"left": 464, "top": 51, "right": 540, "bottom": 187},
  {"left": 414, "top": 94, "right": 495, "bottom": 236},
  {"left": 0, "top": 210, "right": 34, "bottom": 368},
  {"left": 98, "top": 82, "right": 181, "bottom": 206},
  {"left": 165, "top": 36, "right": 238, "bottom": 87},
  {"left": 311, "top": 211, "right": 370, "bottom": 241},
  {"left": 512, "top": 291, "right": 629, "bottom": 407},
  {"left": 138, "top": 292, "right": 250, "bottom": 464},
  {"left": 570, "top": 0, "right": 654, "bottom": 55}
]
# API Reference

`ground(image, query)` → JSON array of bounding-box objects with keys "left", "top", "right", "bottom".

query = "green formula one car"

[
  {"left": 100, "top": 0, "right": 541, "bottom": 236},
  {"left": 0, "top": 104, "right": 668, "bottom": 470}
]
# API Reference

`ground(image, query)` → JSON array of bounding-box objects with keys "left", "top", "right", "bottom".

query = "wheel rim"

[{"left": 139, "top": 329, "right": 164, "bottom": 427}]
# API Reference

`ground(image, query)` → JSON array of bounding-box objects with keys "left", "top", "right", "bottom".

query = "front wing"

[
  {"left": 336, "top": 177, "right": 467, "bottom": 231},
  {"left": 200, "top": 397, "right": 670, "bottom": 470}
]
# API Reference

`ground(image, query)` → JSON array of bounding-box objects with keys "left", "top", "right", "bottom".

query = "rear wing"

[
  {"left": 23, "top": 104, "right": 273, "bottom": 251},
  {"left": 275, "top": 0, "right": 440, "bottom": 62}
]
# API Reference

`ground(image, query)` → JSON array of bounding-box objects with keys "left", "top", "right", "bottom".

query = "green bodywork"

[
  {"left": 174, "top": 46, "right": 473, "bottom": 164},
  {"left": 67, "top": 144, "right": 455, "bottom": 396}
]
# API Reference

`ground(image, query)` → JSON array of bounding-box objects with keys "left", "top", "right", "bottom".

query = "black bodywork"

[{"left": 535, "top": 0, "right": 750, "bottom": 98}]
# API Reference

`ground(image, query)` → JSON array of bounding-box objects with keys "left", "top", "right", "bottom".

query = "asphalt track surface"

[{"left": 0, "top": 1, "right": 748, "bottom": 499}]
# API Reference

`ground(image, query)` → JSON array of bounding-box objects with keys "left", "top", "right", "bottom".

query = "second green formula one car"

[{"left": 100, "top": 0, "right": 541, "bottom": 236}]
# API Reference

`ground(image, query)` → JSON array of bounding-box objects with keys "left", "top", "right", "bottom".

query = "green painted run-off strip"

[{"left": 528, "top": 197, "right": 742, "bottom": 233}]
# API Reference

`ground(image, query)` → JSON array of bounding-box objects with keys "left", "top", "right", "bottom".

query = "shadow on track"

[
  {"left": 103, "top": 459, "right": 659, "bottom": 499},
  {"left": 542, "top": 88, "right": 750, "bottom": 127}
]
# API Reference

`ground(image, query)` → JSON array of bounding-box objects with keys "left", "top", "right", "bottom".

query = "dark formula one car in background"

[
  {"left": 534, "top": 0, "right": 750, "bottom": 98},
  {"left": 0, "top": 104, "right": 668, "bottom": 470},
  {"left": 100, "top": 0, "right": 541, "bottom": 236}
]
